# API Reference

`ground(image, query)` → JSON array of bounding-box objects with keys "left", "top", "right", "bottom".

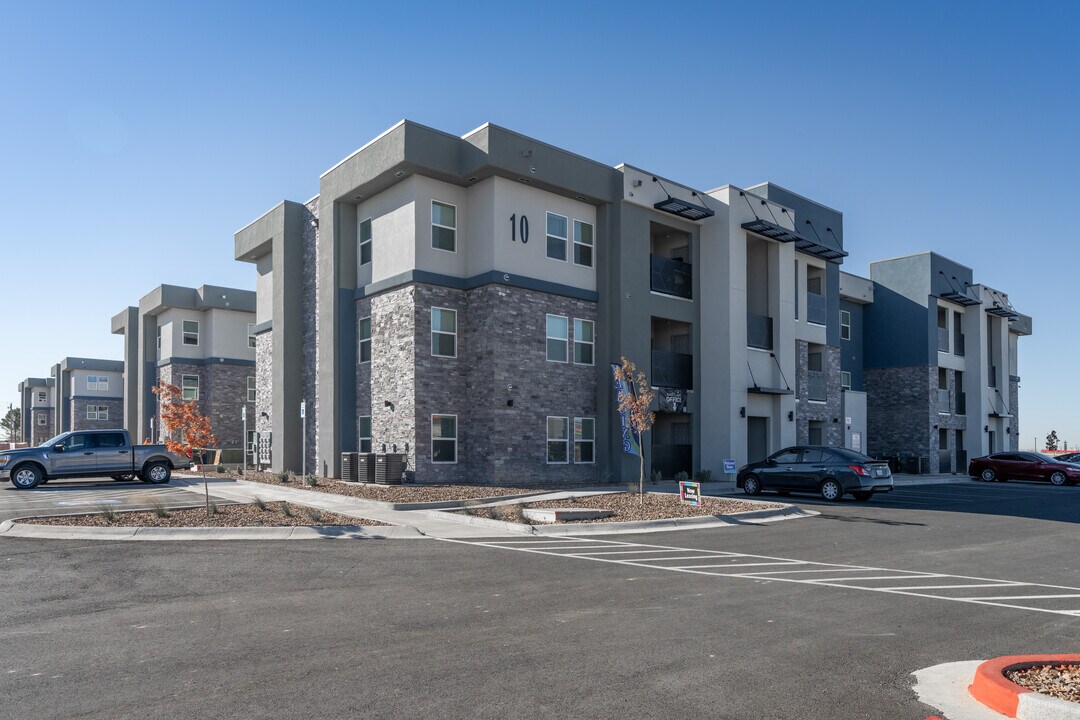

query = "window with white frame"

[
  {"left": 359, "top": 217, "right": 373, "bottom": 266},
  {"left": 86, "top": 404, "right": 109, "bottom": 420},
  {"left": 574, "top": 417, "right": 595, "bottom": 463},
  {"left": 574, "top": 319, "right": 594, "bottom": 365},
  {"left": 431, "top": 201, "right": 456, "bottom": 252},
  {"left": 546, "top": 212, "right": 568, "bottom": 261},
  {"left": 37, "top": 414, "right": 46, "bottom": 426},
  {"left": 546, "top": 314, "right": 568, "bottom": 362},
  {"left": 840, "top": 310, "right": 851, "bottom": 341},
  {"left": 87, "top": 375, "right": 108, "bottom": 391},
  {"left": 841, "top": 371, "right": 852, "bottom": 390},
  {"left": 573, "top": 220, "right": 593, "bottom": 267},
  {"left": 156, "top": 325, "right": 162, "bottom": 349},
  {"left": 247, "top": 323, "right": 257, "bottom": 349},
  {"left": 431, "top": 307, "right": 457, "bottom": 357},
  {"left": 36, "top": 391, "right": 45, "bottom": 403},
  {"left": 547, "top": 416, "right": 569, "bottom": 463},
  {"left": 247, "top": 376, "right": 256, "bottom": 403},
  {"left": 358, "top": 317, "right": 371, "bottom": 363},
  {"left": 358, "top": 416, "right": 372, "bottom": 453},
  {"left": 181, "top": 374, "right": 199, "bottom": 401},
  {"left": 182, "top": 320, "right": 199, "bottom": 346},
  {"left": 431, "top": 414, "right": 457, "bottom": 463}
]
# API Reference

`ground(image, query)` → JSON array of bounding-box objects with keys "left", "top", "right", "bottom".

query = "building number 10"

[{"left": 509, "top": 214, "right": 530, "bottom": 244}]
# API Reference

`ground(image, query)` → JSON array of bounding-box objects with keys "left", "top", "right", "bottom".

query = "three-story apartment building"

[{"left": 18, "top": 376, "right": 55, "bottom": 446}]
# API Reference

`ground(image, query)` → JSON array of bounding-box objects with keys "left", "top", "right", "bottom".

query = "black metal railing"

[
  {"left": 651, "top": 350, "right": 693, "bottom": 390},
  {"left": 807, "top": 292, "right": 827, "bottom": 326},
  {"left": 937, "top": 326, "right": 949, "bottom": 352},
  {"left": 652, "top": 443, "right": 693, "bottom": 479},
  {"left": 747, "top": 312, "right": 773, "bottom": 350},
  {"left": 956, "top": 392, "right": 967, "bottom": 415},
  {"left": 808, "top": 370, "right": 827, "bottom": 401},
  {"left": 650, "top": 255, "right": 692, "bottom": 299},
  {"left": 937, "top": 388, "right": 950, "bottom": 412},
  {"left": 988, "top": 364, "right": 997, "bottom": 388},
  {"left": 954, "top": 333, "right": 965, "bottom": 356}
]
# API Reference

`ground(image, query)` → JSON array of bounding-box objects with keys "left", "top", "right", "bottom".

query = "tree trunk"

[{"left": 638, "top": 436, "right": 645, "bottom": 505}]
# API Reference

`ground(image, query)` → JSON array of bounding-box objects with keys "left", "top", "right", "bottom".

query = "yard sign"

[{"left": 679, "top": 480, "right": 701, "bottom": 506}]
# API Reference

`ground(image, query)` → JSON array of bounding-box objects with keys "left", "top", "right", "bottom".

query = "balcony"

[
  {"left": 651, "top": 350, "right": 693, "bottom": 390},
  {"left": 988, "top": 364, "right": 997, "bottom": 388},
  {"left": 954, "top": 333, "right": 965, "bottom": 356},
  {"left": 956, "top": 392, "right": 967, "bottom": 415},
  {"left": 650, "top": 255, "right": 692, "bottom": 300},
  {"left": 807, "top": 370, "right": 827, "bottom": 401},
  {"left": 747, "top": 312, "right": 773, "bottom": 350},
  {"left": 937, "top": 388, "right": 950, "bottom": 412},
  {"left": 937, "top": 327, "right": 949, "bottom": 353},
  {"left": 807, "top": 292, "right": 827, "bottom": 326}
]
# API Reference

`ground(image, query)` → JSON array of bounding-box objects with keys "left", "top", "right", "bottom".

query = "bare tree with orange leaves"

[
  {"left": 153, "top": 381, "right": 218, "bottom": 515},
  {"left": 613, "top": 356, "right": 656, "bottom": 504}
]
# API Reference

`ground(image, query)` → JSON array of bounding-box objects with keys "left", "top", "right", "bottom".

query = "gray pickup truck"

[{"left": 0, "top": 429, "right": 191, "bottom": 489}]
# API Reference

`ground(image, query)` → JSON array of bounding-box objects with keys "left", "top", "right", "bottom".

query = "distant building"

[{"left": 18, "top": 357, "right": 124, "bottom": 444}]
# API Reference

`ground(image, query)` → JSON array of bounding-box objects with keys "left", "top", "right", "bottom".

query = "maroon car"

[{"left": 968, "top": 452, "right": 1080, "bottom": 486}]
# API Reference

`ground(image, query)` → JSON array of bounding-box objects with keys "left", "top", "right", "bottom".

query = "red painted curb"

[{"left": 969, "top": 654, "right": 1080, "bottom": 718}]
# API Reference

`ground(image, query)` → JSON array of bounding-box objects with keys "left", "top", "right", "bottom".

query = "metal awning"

[
  {"left": 654, "top": 196, "right": 714, "bottom": 221},
  {"left": 742, "top": 219, "right": 848, "bottom": 260},
  {"left": 939, "top": 291, "right": 981, "bottom": 307},
  {"left": 986, "top": 305, "right": 1020, "bottom": 319},
  {"left": 748, "top": 385, "right": 794, "bottom": 396}
]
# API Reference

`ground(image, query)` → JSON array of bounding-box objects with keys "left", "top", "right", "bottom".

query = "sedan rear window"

[{"left": 828, "top": 448, "right": 876, "bottom": 463}]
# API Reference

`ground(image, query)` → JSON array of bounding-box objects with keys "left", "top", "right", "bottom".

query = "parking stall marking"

[{"left": 445, "top": 536, "right": 1080, "bottom": 618}]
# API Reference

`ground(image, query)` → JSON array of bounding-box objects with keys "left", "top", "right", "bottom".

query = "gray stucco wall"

[{"left": 839, "top": 299, "right": 864, "bottom": 391}]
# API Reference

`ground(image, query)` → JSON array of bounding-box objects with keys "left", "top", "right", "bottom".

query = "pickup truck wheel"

[
  {"left": 11, "top": 464, "right": 44, "bottom": 489},
  {"left": 144, "top": 462, "right": 171, "bottom": 484}
]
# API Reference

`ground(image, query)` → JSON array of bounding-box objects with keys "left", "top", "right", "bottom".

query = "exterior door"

[
  {"left": 52, "top": 433, "right": 97, "bottom": 474},
  {"left": 94, "top": 432, "right": 132, "bottom": 473},
  {"left": 747, "top": 417, "right": 769, "bottom": 463}
]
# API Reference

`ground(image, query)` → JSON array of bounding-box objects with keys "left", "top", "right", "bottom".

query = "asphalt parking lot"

[
  {"left": 0, "top": 478, "right": 1076, "bottom": 719},
  {"left": 0, "top": 477, "right": 226, "bottom": 522}
]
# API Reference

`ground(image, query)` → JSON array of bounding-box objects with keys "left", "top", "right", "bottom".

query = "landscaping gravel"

[
  {"left": 1006, "top": 664, "right": 1080, "bottom": 703},
  {"left": 461, "top": 492, "right": 783, "bottom": 524},
  {"left": 24, "top": 502, "right": 387, "bottom": 528},
  {"left": 202, "top": 470, "right": 551, "bottom": 503}
]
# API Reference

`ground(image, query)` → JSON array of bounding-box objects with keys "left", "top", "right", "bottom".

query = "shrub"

[
  {"left": 304, "top": 474, "right": 318, "bottom": 487},
  {"left": 236, "top": 466, "right": 245, "bottom": 476},
  {"left": 651, "top": 469, "right": 663, "bottom": 484},
  {"left": 674, "top": 471, "right": 689, "bottom": 482},
  {"left": 498, "top": 503, "right": 525, "bottom": 524},
  {"left": 149, "top": 500, "right": 170, "bottom": 519},
  {"left": 208, "top": 501, "right": 220, "bottom": 516},
  {"left": 304, "top": 506, "right": 324, "bottom": 523},
  {"left": 97, "top": 503, "right": 118, "bottom": 523},
  {"left": 277, "top": 471, "right": 291, "bottom": 483},
  {"left": 694, "top": 469, "right": 712, "bottom": 483},
  {"left": 281, "top": 501, "right": 295, "bottom": 518},
  {"left": 216, "top": 465, "right": 225, "bottom": 474},
  {"left": 252, "top": 496, "right": 267, "bottom": 511},
  {"left": 484, "top": 505, "right": 500, "bottom": 520}
]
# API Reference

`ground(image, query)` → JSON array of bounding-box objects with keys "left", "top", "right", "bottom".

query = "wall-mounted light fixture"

[
  {"left": 310, "top": 219, "right": 319, "bottom": 228},
  {"left": 384, "top": 400, "right": 394, "bottom": 411},
  {"left": 787, "top": 411, "right": 794, "bottom": 421},
  {"left": 984, "top": 425, "right": 989, "bottom": 433}
]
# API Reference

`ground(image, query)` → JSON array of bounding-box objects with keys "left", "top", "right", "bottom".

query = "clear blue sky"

[{"left": 1, "top": 1, "right": 1076, "bottom": 448}]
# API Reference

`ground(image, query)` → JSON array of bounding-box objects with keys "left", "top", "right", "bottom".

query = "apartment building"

[
  {"left": 112, "top": 284, "right": 256, "bottom": 450},
  {"left": 17, "top": 358, "right": 124, "bottom": 444},
  {"left": 849, "top": 252, "right": 1031, "bottom": 473},
  {"left": 235, "top": 120, "right": 860, "bottom": 482},
  {"left": 18, "top": 376, "right": 55, "bottom": 445}
]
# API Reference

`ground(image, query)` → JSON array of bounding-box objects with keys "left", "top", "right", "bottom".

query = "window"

[
  {"left": 547, "top": 416, "right": 569, "bottom": 463},
  {"left": 573, "top": 220, "right": 593, "bottom": 267},
  {"left": 574, "top": 319, "right": 594, "bottom": 365},
  {"left": 247, "top": 323, "right": 257, "bottom": 349},
  {"left": 431, "top": 307, "right": 457, "bottom": 358},
  {"left": 841, "top": 371, "right": 851, "bottom": 390},
  {"left": 808, "top": 422, "right": 824, "bottom": 446},
  {"left": 840, "top": 310, "right": 851, "bottom": 341},
  {"left": 181, "top": 374, "right": 199, "bottom": 401},
  {"left": 431, "top": 201, "right": 456, "bottom": 252},
  {"left": 247, "top": 376, "right": 256, "bottom": 403},
  {"left": 546, "top": 314, "right": 568, "bottom": 362},
  {"left": 771, "top": 449, "right": 801, "bottom": 464},
  {"left": 97, "top": 433, "right": 124, "bottom": 448},
  {"left": 358, "top": 416, "right": 372, "bottom": 454},
  {"left": 794, "top": 259, "right": 799, "bottom": 320},
  {"left": 574, "top": 417, "right": 595, "bottom": 463},
  {"left": 86, "top": 405, "right": 108, "bottom": 421},
  {"left": 358, "top": 317, "right": 371, "bottom": 363},
  {"left": 546, "top": 213, "right": 568, "bottom": 261},
  {"left": 37, "top": 415, "right": 46, "bottom": 426},
  {"left": 182, "top": 320, "right": 199, "bottom": 346},
  {"left": 156, "top": 325, "right": 162, "bottom": 349},
  {"left": 431, "top": 414, "right": 457, "bottom": 463},
  {"left": 86, "top": 375, "right": 109, "bottom": 391},
  {"left": 359, "top": 217, "right": 372, "bottom": 265},
  {"left": 36, "top": 391, "right": 45, "bottom": 403}
]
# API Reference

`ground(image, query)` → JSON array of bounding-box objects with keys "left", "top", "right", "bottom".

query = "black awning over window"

[
  {"left": 939, "top": 291, "right": 981, "bottom": 307},
  {"left": 742, "top": 219, "right": 847, "bottom": 260},
  {"left": 654, "top": 197, "right": 714, "bottom": 221}
]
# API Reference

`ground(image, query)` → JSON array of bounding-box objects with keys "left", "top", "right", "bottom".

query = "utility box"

[
  {"left": 341, "top": 452, "right": 359, "bottom": 482},
  {"left": 375, "top": 453, "right": 406, "bottom": 485},
  {"left": 356, "top": 453, "right": 376, "bottom": 483}
]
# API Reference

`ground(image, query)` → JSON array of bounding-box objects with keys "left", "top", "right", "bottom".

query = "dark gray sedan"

[{"left": 736, "top": 446, "right": 893, "bottom": 501}]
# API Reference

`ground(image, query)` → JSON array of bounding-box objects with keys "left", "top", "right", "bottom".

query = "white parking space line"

[{"left": 455, "top": 536, "right": 1080, "bottom": 618}]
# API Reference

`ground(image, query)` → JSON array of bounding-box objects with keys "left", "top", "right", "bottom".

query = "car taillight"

[{"left": 848, "top": 465, "right": 869, "bottom": 476}]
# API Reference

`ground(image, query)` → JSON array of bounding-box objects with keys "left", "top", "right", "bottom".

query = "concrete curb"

[
  {"left": 969, "top": 655, "right": 1080, "bottom": 719},
  {"left": 0, "top": 518, "right": 425, "bottom": 541},
  {"left": 425, "top": 500, "right": 816, "bottom": 536}
]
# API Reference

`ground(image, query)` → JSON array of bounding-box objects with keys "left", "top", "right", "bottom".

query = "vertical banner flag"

[{"left": 611, "top": 363, "right": 641, "bottom": 457}]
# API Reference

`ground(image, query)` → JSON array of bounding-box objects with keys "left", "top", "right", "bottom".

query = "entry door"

[
  {"left": 988, "top": 431, "right": 996, "bottom": 454},
  {"left": 747, "top": 417, "right": 769, "bottom": 464}
]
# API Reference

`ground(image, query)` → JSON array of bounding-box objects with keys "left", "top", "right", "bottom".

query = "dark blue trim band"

[
  {"left": 354, "top": 270, "right": 598, "bottom": 302},
  {"left": 157, "top": 357, "right": 258, "bottom": 368}
]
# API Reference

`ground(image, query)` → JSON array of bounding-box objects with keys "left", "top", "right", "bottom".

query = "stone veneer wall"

[
  {"left": 254, "top": 330, "right": 273, "bottom": 440},
  {"left": 933, "top": 368, "right": 968, "bottom": 473},
  {"left": 29, "top": 408, "right": 53, "bottom": 445},
  {"left": 70, "top": 398, "right": 124, "bottom": 432},
  {"left": 865, "top": 365, "right": 935, "bottom": 471},
  {"left": 354, "top": 282, "right": 598, "bottom": 485},
  {"left": 1009, "top": 380, "right": 1019, "bottom": 451},
  {"left": 794, "top": 341, "right": 843, "bottom": 447},
  {"left": 157, "top": 362, "right": 255, "bottom": 449},
  {"left": 301, "top": 199, "right": 319, "bottom": 471}
]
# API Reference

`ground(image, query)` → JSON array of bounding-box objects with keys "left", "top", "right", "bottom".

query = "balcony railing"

[
  {"left": 747, "top": 312, "right": 773, "bottom": 350},
  {"left": 651, "top": 350, "right": 693, "bottom": 390},
  {"left": 937, "top": 326, "right": 949, "bottom": 352},
  {"left": 807, "top": 292, "right": 827, "bottom": 326},
  {"left": 650, "top": 255, "right": 692, "bottom": 299},
  {"left": 808, "top": 370, "right": 827, "bottom": 401},
  {"left": 937, "top": 388, "right": 950, "bottom": 412},
  {"left": 956, "top": 392, "right": 967, "bottom": 415},
  {"left": 954, "top": 333, "right": 965, "bottom": 356}
]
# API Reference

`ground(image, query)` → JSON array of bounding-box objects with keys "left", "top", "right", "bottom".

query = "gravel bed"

[
  {"left": 23, "top": 502, "right": 387, "bottom": 528},
  {"left": 1006, "top": 664, "right": 1080, "bottom": 703},
  {"left": 200, "top": 470, "right": 551, "bottom": 503},
  {"left": 460, "top": 492, "right": 783, "bottom": 524}
]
